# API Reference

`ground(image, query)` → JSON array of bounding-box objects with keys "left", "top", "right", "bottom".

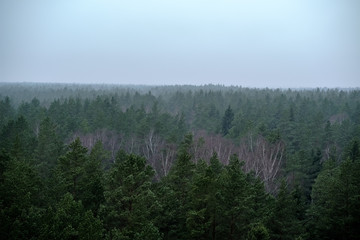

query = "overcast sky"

[{"left": 0, "top": 0, "right": 359, "bottom": 88}]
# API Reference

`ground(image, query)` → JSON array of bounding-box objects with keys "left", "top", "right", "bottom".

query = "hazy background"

[{"left": 1, "top": 0, "right": 359, "bottom": 88}]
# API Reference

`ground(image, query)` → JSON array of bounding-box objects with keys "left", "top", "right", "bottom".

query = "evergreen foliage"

[
  {"left": 221, "top": 105, "right": 234, "bottom": 136},
  {"left": 1, "top": 84, "right": 360, "bottom": 239}
]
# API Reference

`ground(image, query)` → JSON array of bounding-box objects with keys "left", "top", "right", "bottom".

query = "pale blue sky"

[{"left": 1, "top": 0, "right": 359, "bottom": 88}]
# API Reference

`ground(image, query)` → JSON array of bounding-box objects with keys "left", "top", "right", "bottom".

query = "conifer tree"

[
  {"left": 0, "top": 157, "right": 44, "bottom": 239},
  {"left": 221, "top": 105, "right": 234, "bottom": 136},
  {"left": 157, "top": 133, "right": 195, "bottom": 239},
  {"left": 217, "top": 154, "right": 250, "bottom": 239},
  {"left": 101, "top": 151, "right": 161, "bottom": 240},
  {"left": 308, "top": 140, "right": 360, "bottom": 239},
  {"left": 40, "top": 193, "right": 103, "bottom": 240},
  {"left": 78, "top": 140, "right": 106, "bottom": 214},
  {"left": 57, "top": 138, "right": 88, "bottom": 199},
  {"left": 186, "top": 160, "right": 211, "bottom": 240},
  {"left": 269, "top": 180, "right": 302, "bottom": 240},
  {"left": 35, "top": 117, "right": 63, "bottom": 177}
]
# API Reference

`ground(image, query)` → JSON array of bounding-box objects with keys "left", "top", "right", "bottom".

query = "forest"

[{"left": 0, "top": 82, "right": 359, "bottom": 240}]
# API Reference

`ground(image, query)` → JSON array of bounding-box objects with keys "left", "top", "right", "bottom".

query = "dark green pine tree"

[
  {"left": 35, "top": 117, "right": 63, "bottom": 178},
  {"left": 207, "top": 152, "right": 223, "bottom": 240},
  {"left": 101, "top": 150, "right": 161, "bottom": 240},
  {"left": 304, "top": 148, "right": 322, "bottom": 201},
  {"left": 156, "top": 133, "right": 195, "bottom": 240},
  {"left": 289, "top": 184, "right": 307, "bottom": 239},
  {"left": 186, "top": 160, "right": 211, "bottom": 240},
  {"left": 0, "top": 96, "right": 15, "bottom": 129},
  {"left": 344, "top": 138, "right": 360, "bottom": 162},
  {"left": 186, "top": 152, "right": 224, "bottom": 240},
  {"left": 246, "top": 174, "right": 273, "bottom": 233},
  {"left": 221, "top": 105, "right": 234, "bottom": 136},
  {"left": 217, "top": 154, "right": 250, "bottom": 240},
  {"left": 153, "top": 181, "right": 179, "bottom": 240},
  {"left": 247, "top": 223, "right": 270, "bottom": 240},
  {"left": 0, "top": 156, "right": 44, "bottom": 239},
  {"left": 333, "top": 157, "right": 360, "bottom": 239},
  {"left": 0, "top": 116, "right": 36, "bottom": 161},
  {"left": 77, "top": 140, "right": 106, "bottom": 214},
  {"left": 307, "top": 157, "right": 338, "bottom": 239},
  {"left": 308, "top": 138, "right": 360, "bottom": 240},
  {"left": 269, "top": 180, "right": 303, "bottom": 240},
  {"left": 56, "top": 138, "right": 88, "bottom": 199},
  {"left": 40, "top": 193, "right": 103, "bottom": 240},
  {"left": 0, "top": 150, "right": 11, "bottom": 183}
]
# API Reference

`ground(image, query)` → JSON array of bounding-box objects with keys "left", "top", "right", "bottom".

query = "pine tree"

[
  {"left": 101, "top": 151, "right": 161, "bottom": 240},
  {"left": 0, "top": 116, "right": 36, "bottom": 161},
  {"left": 158, "top": 133, "right": 195, "bottom": 239},
  {"left": 304, "top": 148, "right": 322, "bottom": 201},
  {"left": 78, "top": 140, "right": 106, "bottom": 214},
  {"left": 0, "top": 157, "right": 44, "bottom": 239},
  {"left": 57, "top": 138, "right": 88, "bottom": 199},
  {"left": 221, "top": 105, "right": 234, "bottom": 136},
  {"left": 40, "top": 193, "right": 103, "bottom": 240},
  {"left": 186, "top": 152, "right": 224, "bottom": 240},
  {"left": 35, "top": 117, "right": 63, "bottom": 178},
  {"left": 217, "top": 154, "right": 250, "bottom": 239},
  {"left": 207, "top": 152, "right": 223, "bottom": 240},
  {"left": 186, "top": 160, "right": 211, "bottom": 240},
  {"left": 247, "top": 223, "right": 270, "bottom": 240},
  {"left": 269, "top": 180, "right": 302, "bottom": 240},
  {"left": 0, "top": 96, "right": 15, "bottom": 129},
  {"left": 307, "top": 158, "right": 338, "bottom": 239},
  {"left": 308, "top": 140, "right": 360, "bottom": 239}
]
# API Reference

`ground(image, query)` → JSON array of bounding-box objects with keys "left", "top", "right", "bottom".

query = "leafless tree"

[
  {"left": 192, "top": 131, "right": 284, "bottom": 193},
  {"left": 142, "top": 129, "right": 161, "bottom": 164},
  {"left": 159, "top": 143, "right": 177, "bottom": 177},
  {"left": 238, "top": 135, "right": 284, "bottom": 193},
  {"left": 192, "top": 130, "right": 235, "bottom": 165},
  {"left": 71, "top": 128, "right": 284, "bottom": 192},
  {"left": 71, "top": 129, "right": 123, "bottom": 162}
]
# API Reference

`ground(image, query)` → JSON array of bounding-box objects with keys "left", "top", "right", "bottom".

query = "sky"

[{"left": 0, "top": 0, "right": 359, "bottom": 88}]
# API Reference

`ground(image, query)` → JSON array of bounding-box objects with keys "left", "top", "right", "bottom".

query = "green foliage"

[
  {"left": 216, "top": 154, "right": 251, "bottom": 239},
  {"left": 158, "top": 134, "right": 195, "bottom": 239},
  {"left": 308, "top": 140, "right": 360, "bottom": 239},
  {"left": 185, "top": 160, "right": 213, "bottom": 239},
  {"left": 344, "top": 138, "right": 360, "bottom": 162},
  {"left": 222, "top": 105, "right": 234, "bottom": 136},
  {"left": 57, "top": 138, "right": 88, "bottom": 198},
  {"left": 35, "top": 117, "right": 63, "bottom": 177},
  {"left": 1, "top": 84, "right": 360, "bottom": 239},
  {"left": 0, "top": 96, "right": 15, "bottom": 129},
  {"left": 101, "top": 151, "right": 160, "bottom": 240},
  {"left": 0, "top": 157, "right": 44, "bottom": 239},
  {"left": 79, "top": 141, "right": 106, "bottom": 213},
  {"left": 247, "top": 223, "right": 270, "bottom": 240},
  {"left": 269, "top": 180, "right": 305, "bottom": 240},
  {"left": 0, "top": 116, "right": 37, "bottom": 161},
  {"left": 40, "top": 193, "right": 103, "bottom": 240}
]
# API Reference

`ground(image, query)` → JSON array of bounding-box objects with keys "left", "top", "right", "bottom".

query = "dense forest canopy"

[{"left": 1, "top": 83, "right": 359, "bottom": 239}]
